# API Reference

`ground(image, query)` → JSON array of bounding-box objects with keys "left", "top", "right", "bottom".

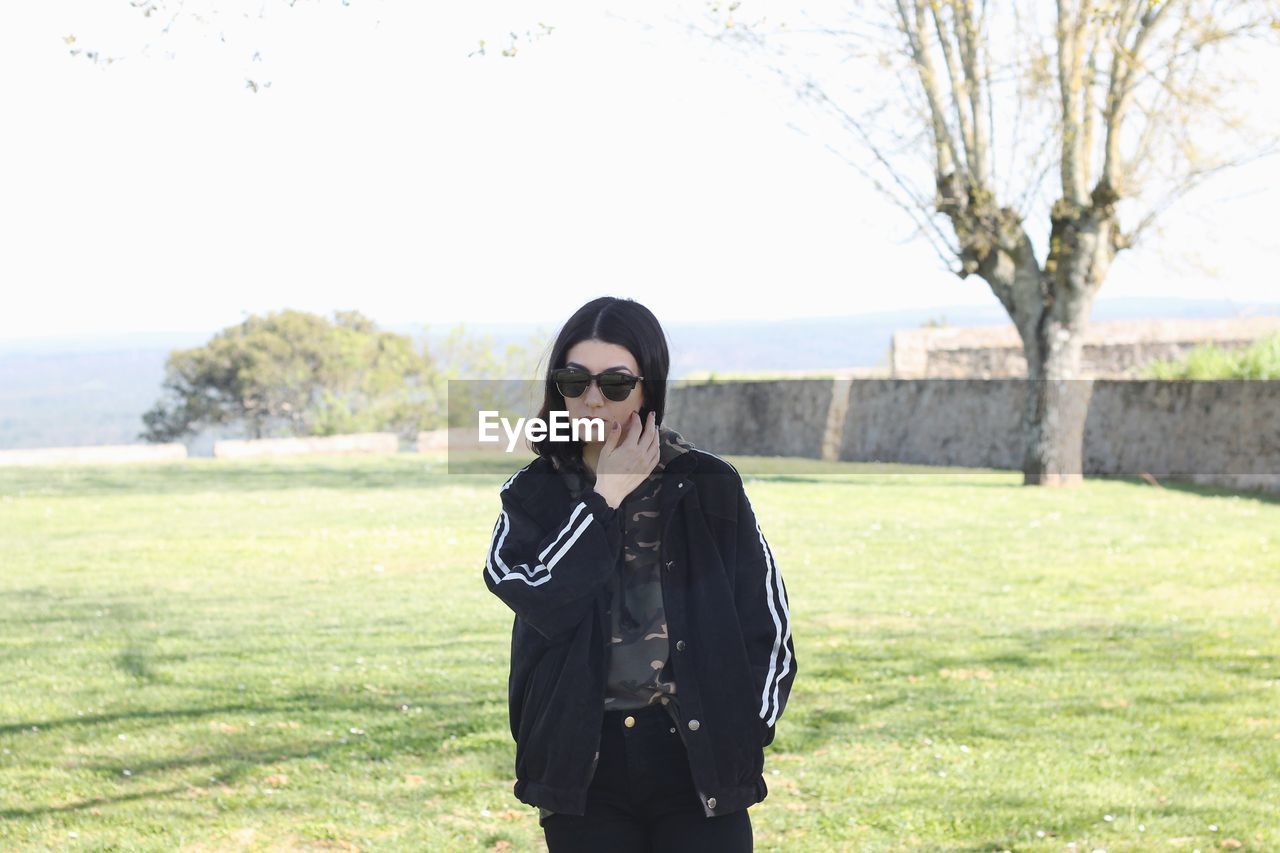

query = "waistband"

[{"left": 603, "top": 702, "right": 670, "bottom": 719}]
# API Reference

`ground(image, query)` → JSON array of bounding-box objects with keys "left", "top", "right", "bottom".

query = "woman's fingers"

[
  {"left": 627, "top": 410, "right": 643, "bottom": 445},
  {"left": 597, "top": 411, "right": 661, "bottom": 493}
]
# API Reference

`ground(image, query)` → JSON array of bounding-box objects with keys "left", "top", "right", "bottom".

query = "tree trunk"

[
  {"left": 942, "top": 167, "right": 1120, "bottom": 487},
  {"left": 1015, "top": 198, "right": 1116, "bottom": 486},
  {"left": 1020, "top": 320, "right": 1093, "bottom": 486}
]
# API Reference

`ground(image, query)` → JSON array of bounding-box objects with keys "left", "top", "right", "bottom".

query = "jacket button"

[
  {"left": 675, "top": 640, "right": 686, "bottom": 651},
  {"left": 687, "top": 719, "right": 700, "bottom": 731},
  {"left": 678, "top": 483, "right": 684, "bottom": 489},
  {"left": 707, "top": 796, "right": 717, "bottom": 809},
  {"left": 624, "top": 715, "right": 636, "bottom": 728}
]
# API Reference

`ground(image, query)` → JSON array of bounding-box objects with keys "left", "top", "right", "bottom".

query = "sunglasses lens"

[
  {"left": 554, "top": 370, "right": 589, "bottom": 398},
  {"left": 598, "top": 376, "right": 637, "bottom": 401},
  {"left": 558, "top": 381, "right": 589, "bottom": 398}
]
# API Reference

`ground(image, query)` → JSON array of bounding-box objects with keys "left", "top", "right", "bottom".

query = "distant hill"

[
  {"left": 410, "top": 297, "right": 1280, "bottom": 377},
  {"left": 2, "top": 297, "right": 1276, "bottom": 452}
]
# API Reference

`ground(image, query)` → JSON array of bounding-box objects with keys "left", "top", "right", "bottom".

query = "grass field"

[{"left": 1, "top": 454, "right": 1277, "bottom": 852}]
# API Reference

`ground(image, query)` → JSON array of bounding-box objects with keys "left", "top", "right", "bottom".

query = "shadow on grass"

[
  {"left": 0, "top": 690, "right": 507, "bottom": 820},
  {"left": 862, "top": 791, "right": 1242, "bottom": 853},
  {"left": 736, "top": 471, "right": 1280, "bottom": 503},
  {"left": 1092, "top": 473, "right": 1280, "bottom": 506},
  {"left": 735, "top": 474, "right": 1022, "bottom": 489},
  {"left": 0, "top": 456, "right": 513, "bottom": 498},
  {"left": 792, "top": 618, "right": 1257, "bottom": 750},
  {"left": 4, "top": 455, "right": 1274, "bottom": 506},
  {"left": 115, "top": 645, "right": 174, "bottom": 685}
]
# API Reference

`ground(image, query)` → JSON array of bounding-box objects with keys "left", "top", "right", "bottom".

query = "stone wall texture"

[
  {"left": 667, "top": 378, "right": 1280, "bottom": 495},
  {"left": 213, "top": 432, "right": 400, "bottom": 459},
  {"left": 0, "top": 443, "right": 188, "bottom": 466}
]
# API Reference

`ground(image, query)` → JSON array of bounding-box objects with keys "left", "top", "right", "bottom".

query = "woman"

[{"left": 482, "top": 297, "right": 797, "bottom": 852}]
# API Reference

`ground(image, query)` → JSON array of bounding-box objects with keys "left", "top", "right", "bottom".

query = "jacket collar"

[
  {"left": 516, "top": 442, "right": 701, "bottom": 514},
  {"left": 656, "top": 449, "right": 698, "bottom": 516}
]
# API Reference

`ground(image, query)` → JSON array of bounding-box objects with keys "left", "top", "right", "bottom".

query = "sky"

[{"left": 2, "top": 0, "right": 1278, "bottom": 344}]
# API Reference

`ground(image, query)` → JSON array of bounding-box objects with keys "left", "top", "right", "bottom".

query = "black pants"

[{"left": 541, "top": 703, "right": 753, "bottom": 852}]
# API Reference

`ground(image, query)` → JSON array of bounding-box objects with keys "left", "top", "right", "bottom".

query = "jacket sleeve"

[
  {"left": 733, "top": 475, "right": 797, "bottom": 747},
  {"left": 483, "top": 468, "right": 622, "bottom": 642}
]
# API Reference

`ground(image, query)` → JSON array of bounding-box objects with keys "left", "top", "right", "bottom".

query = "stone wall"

[
  {"left": 0, "top": 443, "right": 188, "bottom": 466},
  {"left": 665, "top": 380, "right": 837, "bottom": 460},
  {"left": 213, "top": 432, "right": 400, "bottom": 459},
  {"left": 6, "top": 387, "right": 1274, "bottom": 496},
  {"left": 891, "top": 316, "right": 1280, "bottom": 378},
  {"left": 1083, "top": 380, "right": 1280, "bottom": 493},
  {"left": 667, "top": 378, "right": 1280, "bottom": 494}
]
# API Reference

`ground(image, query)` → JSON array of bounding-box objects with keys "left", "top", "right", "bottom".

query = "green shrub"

[{"left": 1140, "top": 332, "right": 1280, "bottom": 379}]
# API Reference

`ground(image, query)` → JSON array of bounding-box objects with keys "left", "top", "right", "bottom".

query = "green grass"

[
  {"left": 1140, "top": 332, "right": 1280, "bottom": 379},
  {"left": 1, "top": 454, "right": 1278, "bottom": 852}
]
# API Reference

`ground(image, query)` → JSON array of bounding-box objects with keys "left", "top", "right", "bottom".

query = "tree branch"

[
  {"left": 1055, "top": 0, "right": 1088, "bottom": 203},
  {"left": 894, "top": 0, "right": 964, "bottom": 181},
  {"left": 926, "top": 0, "right": 981, "bottom": 181},
  {"left": 1125, "top": 144, "right": 1280, "bottom": 246},
  {"left": 956, "top": 0, "right": 992, "bottom": 189},
  {"left": 800, "top": 84, "right": 963, "bottom": 265},
  {"left": 1101, "top": 0, "right": 1182, "bottom": 195}
]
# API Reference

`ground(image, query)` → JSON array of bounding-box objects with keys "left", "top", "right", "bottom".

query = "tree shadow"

[
  {"left": 1091, "top": 473, "right": 1280, "bottom": 506},
  {"left": 0, "top": 689, "right": 503, "bottom": 821},
  {"left": 788, "top": 618, "right": 1249, "bottom": 754},
  {"left": 0, "top": 456, "right": 512, "bottom": 498}
]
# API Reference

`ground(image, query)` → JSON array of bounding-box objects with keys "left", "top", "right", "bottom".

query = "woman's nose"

[{"left": 583, "top": 381, "right": 606, "bottom": 405}]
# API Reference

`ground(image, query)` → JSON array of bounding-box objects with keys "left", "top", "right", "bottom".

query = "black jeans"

[{"left": 541, "top": 702, "right": 753, "bottom": 852}]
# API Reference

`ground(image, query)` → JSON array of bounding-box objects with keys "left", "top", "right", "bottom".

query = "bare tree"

[
  {"left": 692, "top": 0, "right": 1280, "bottom": 485},
  {"left": 68, "top": 1, "right": 556, "bottom": 88}
]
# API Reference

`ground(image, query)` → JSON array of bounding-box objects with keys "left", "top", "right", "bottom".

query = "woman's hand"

[{"left": 592, "top": 411, "right": 660, "bottom": 509}]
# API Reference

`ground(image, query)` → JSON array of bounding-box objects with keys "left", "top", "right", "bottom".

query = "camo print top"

[
  {"left": 552, "top": 424, "right": 695, "bottom": 710},
  {"left": 541, "top": 425, "right": 695, "bottom": 823}
]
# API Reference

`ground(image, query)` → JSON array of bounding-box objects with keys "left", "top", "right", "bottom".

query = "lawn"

[{"left": 1, "top": 453, "right": 1277, "bottom": 852}]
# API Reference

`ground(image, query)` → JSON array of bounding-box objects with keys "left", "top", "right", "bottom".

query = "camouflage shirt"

[{"left": 539, "top": 424, "right": 695, "bottom": 823}]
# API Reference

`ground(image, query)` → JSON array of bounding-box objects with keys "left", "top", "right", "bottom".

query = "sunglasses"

[{"left": 552, "top": 368, "right": 644, "bottom": 402}]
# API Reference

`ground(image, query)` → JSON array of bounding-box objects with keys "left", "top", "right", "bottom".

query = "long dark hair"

[{"left": 529, "top": 297, "right": 670, "bottom": 473}]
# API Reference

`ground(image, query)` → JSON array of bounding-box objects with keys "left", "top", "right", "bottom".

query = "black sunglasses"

[{"left": 552, "top": 368, "right": 643, "bottom": 402}]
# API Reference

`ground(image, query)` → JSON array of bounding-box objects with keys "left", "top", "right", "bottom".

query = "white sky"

[{"left": 2, "top": 0, "right": 1277, "bottom": 343}]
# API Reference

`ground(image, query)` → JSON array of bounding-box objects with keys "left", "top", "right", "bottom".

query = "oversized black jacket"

[{"left": 482, "top": 444, "right": 797, "bottom": 818}]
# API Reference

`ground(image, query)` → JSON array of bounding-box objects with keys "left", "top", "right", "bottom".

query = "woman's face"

[{"left": 560, "top": 339, "right": 645, "bottom": 446}]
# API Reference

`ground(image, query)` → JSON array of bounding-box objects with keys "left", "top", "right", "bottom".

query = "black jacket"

[{"left": 482, "top": 444, "right": 797, "bottom": 818}]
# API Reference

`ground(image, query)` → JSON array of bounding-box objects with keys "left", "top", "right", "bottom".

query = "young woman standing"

[{"left": 483, "top": 296, "right": 797, "bottom": 852}]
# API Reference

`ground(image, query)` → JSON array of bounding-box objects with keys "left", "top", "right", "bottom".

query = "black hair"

[{"left": 529, "top": 296, "right": 670, "bottom": 473}]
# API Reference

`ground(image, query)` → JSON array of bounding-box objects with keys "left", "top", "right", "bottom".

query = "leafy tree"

[
  {"left": 140, "top": 309, "right": 441, "bottom": 443},
  {"left": 427, "top": 324, "right": 551, "bottom": 428}
]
